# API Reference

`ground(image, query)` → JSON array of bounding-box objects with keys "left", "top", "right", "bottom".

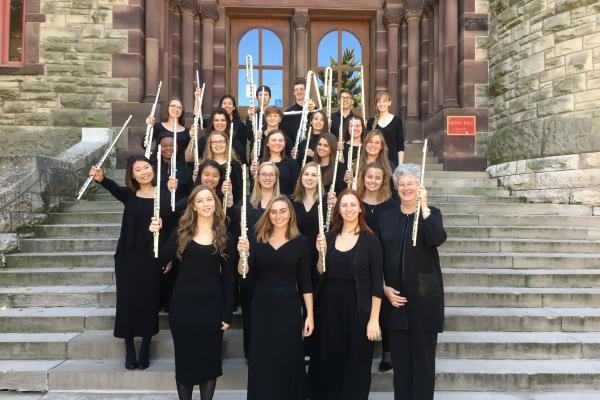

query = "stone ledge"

[{"left": 487, "top": 152, "right": 600, "bottom": 206}]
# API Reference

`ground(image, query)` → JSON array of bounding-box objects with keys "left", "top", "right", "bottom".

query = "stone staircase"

[{"left": 2, "top": 144, "right": 600, "bottom": 399}]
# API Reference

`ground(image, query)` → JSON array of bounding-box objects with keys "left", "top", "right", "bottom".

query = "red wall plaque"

[{"left": 447, "top": 116, "right": 476, "bottom": 136}]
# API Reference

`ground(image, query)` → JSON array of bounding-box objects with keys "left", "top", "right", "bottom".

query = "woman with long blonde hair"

[
  {"left": 344, "top": 129, "right": 393, "bottom": 187},
  {"left": 237, "top": 195, "right": 314, "bottom": 399},
  {"left": 200, "top": 130, "right": 242, "bottom": 205},
  {"left": 150, "top": 185, "right": 235, "bottom": 400},
  {"left": 366, "top": 91, "right": 405, "bottom": 166}
]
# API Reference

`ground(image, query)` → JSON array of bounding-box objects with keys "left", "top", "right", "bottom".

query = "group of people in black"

[{"left": 87, "top": 76, "right": 447, "bottom": 400}]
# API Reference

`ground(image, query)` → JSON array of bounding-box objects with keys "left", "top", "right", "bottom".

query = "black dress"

[
  {"left": 343, "top": 142, "right": 361, "bottom": 170},
  {"left": 99, "top": 178, "right": 170, "bottom": 339},
  {"left": 330, "top": 110, "right": 358, "bottom": 138},
  {"left": 142, "top": 122, "right": 191, "bottom": 163},
  {"left": 246, "top": 235, "right": 313, "bottom": 400},
  {"left": 296, "top": 132, "right": 324, "bottom": 166},
  {"left": 274, "top": 158, "right": 300, "bottom": 197},
  {"left": 367, "top": 116, "right": 405, "bottom": 167},
  {"left": 309, "top": 232, "right": 383, "bottom": 400},
  {"left": 363, "top": 199, "right": 396, "bottom": 237},
  {"left": 158, "top": 231, "right": 235, "bottom": 385}
]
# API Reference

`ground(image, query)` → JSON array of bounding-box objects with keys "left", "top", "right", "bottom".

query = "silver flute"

[
  {"left": 153, "top": 144, "right": 162, "bottom": 258},
  {"left": 412, "top": 139, "right": 428, "bottom": 247},
  {"left": 240, "top": 164, "right": 249, "bottom": 279},
  {"left": 143, "top": 81, "right": 162, "bottom": 159},
  {"left": 170, "top": 119, "right": 177, "bottom": 211},
  {"left": 77, "top": 115, "right": 132, "bottom": 200}
]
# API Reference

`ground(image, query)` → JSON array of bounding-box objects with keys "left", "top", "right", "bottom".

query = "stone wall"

[
  {"left": 487, "top": 151, "right": 600, "bottom": 208},
  {"left": 0, "top": 0, "right": 130, "bottom": 157},
  {"left": 486, "top": 0, "right": 600, "bottom": 165}
]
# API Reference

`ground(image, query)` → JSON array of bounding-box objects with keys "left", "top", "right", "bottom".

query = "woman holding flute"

[
  {"left": 253, "top": 130, "right": 299, "bottom": 197},
  {"left": 237, "top": 195, "right": 314, "bottom": 399},
  {"left": 150, "top": 185, "right": 235, "bottom": 400},
  {"left": 308, "top": 188, "right": 383, "bottom": 400},
  {"left": 313, "top": 132, "right": 346, "bottom": 195},
  {"left": 366, "top": 91, "right": 405, "bottom": 167},
  {"left": 379, "top": 163, "right": 446, "bottom": 400},
  {"left": 144, "top": 98, "right": 190, "bottom": 162},
  {"left": 88, "top": 156, "right": 173, "bottom": 370}
]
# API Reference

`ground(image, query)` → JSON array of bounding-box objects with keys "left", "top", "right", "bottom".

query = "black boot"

[
  {"left": 138, "top": 336, "right": 151, "bottom": 370},
  {"left": 124, "top": 338, "right": 137, "bottom": 370}
]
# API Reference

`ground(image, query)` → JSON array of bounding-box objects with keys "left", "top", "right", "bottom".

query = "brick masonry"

[{"left": 486, "top": 0, "right": 600, "bottom": 165}]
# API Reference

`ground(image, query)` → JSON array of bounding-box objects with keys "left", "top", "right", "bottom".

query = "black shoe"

[
  {"left": 378, "top": 360, "right": 392, "bottom": 372},
  {"left": 138, "top": 361, "right": 149, "bottom": 370},
  {"left": 125, "top": 361, "right": 138, "bottom": 370}
]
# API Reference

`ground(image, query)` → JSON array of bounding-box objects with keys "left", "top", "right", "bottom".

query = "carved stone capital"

[
  {"left": 383, "top": 5, "right": 403, "bottom": 28},
  {"left": 180, "top": 0, "right": 198, "bottom": 16},
  {"left": 292, "top": 9, "right": 309, "bottom": 30},
  {"left": 404, "top": 8, "right": 423, "bottom": 21},
  {"left": 200, "top": 3, "right": 220, "bottom": 22}
]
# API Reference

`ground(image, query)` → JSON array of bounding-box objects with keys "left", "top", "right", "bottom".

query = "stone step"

[
  {"left": 0, "top": 268, "right": 114, "bottom": 287},
  {"left": 34, "top": 224, "right": 120, "bottom": 238},
  {"left": 3, "top": 307, "right": 600, "bottom": 333},
  {"left": 20, "top": 236, "right": 600, "bottom": 254},
  {"left": 19, "top": 238, "right": 118, "bottom": 252},
  {"left": 444, "top": 269, "right": 600, "bottom": 289},
  {"left": 445, "top": 226, "right": 600, "bottom": 240},
  {"left": 439, "top": 252, "right": 600, "bottom": 269},
  {"left": 6, "top": 284, "right": 599, "bottom": 308},
  {"left": 444, "top": 215, "right": 600, "bottom": 227},
  {"left": 6, "top": 329, "right": 600, "bottom": 361},
  {"left": 440, "top": 238, "right": 600, "bottom": 254},
  {"left": 4, "top": 252, "right": 114, "bottom": 268},
  {"left": 4, "top": 358, "right": 594, "bottom": 391},
  {"left": 11, "top": 390, "right": 600, "bottom": 400},
  {"left": 46, "top": 212, "right": 123, "bottom": 224}
]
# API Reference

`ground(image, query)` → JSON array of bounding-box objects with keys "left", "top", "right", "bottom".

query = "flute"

[
  {"left": 347, "top": 119, "right": 354, "bottom": 189},
  {"left": 192, "top": 78, "right": 205, "bottom": 178},
  {"left": 325, "top": 138, "right": 341, "bottom": 231},
  {"left": 240, "top": 164, "right": 249, "bottom": 279},
  {"left": 412, "top": 139, "right": 428, "bottom": 247},
  {"left": 223, "top": 124, "right": 234, "bottom": 217},
  {"left": 317, "top": 165, "right": 326, "bottom": 272},
  {"left": 360, "top": 64, "right": 366, "bottom": 122},
  {"left": 245, "top": 55, "right": 259, "bottom": 164},
  {"left": 352, "top": 143, "right": 362, "bottom": 191},
  {"left": 302, "top": 127, "right": 313, "bottom": 168},
  {"left": 144, "top": 81, "right": 163, "bottom": 159},
  {"left": 256, "top": 87, "right": 266, "bottom": 162},
  {"left": 77, "top": 115, "right": 132, "bottom": 200},
  {"left": 293, "top": 70, "right": 314, "bottom": 158},
  {"left": 337, "top": 110, "right": 344, "bottom": 161},
  {"left": 324, "top": 67, "right": 333, "bottom": 127},
  {"left": 170, "top": 119, "right": 177, "bottom": 211},
  {"left": 153, "top": 144, "right": 162, "bottom": 258}
]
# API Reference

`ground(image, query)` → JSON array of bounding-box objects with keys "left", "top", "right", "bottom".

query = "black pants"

[{"left": 389, "top": 330, "right": 437, "bottom": 400}]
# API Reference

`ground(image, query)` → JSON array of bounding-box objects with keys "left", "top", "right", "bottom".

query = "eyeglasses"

[
  {"left": 340, "top": 96, "right": 353, "bottom": 101},
  {"left": 397, "top": 182, "right": 418, "bottom": 189},
  {"left": 169, "top": 105, "right": 182, "bottom": 110},
  {"left": 259, "top": 172, "right": 276, "bottom": 178}
]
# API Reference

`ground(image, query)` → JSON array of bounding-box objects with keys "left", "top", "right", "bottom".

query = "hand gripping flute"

[
  {"left": 77, "top": 115, "right": 132, "bottom": 200},
  {"left": 153, "top": 144, "right": 162, "bottom": 258},
  {"left": 293, "top": 70, "right": 323, "bottom": 159},
  {"left": 143, "top": 81, "right": 163, "bottom": 159},
  {"left": 240, "top": 164, "right": 249, "bottom": 279},
  {"left": 412, "top": 139, "right": 428, "bottom": 247},
  {"left": 223, "top": 124, "right": 234, "bottom": 217},
  {"left": 317, "top": 165, "right": 326, "bottom": 272},
  {"left": 170, "top": 119, "right": 177, "bottom": 211}
]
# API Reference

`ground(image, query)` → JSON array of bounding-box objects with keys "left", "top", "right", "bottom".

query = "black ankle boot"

[
  {"left": 124, "top": 338, "right": 137, "bottom": 370},
  {"left": 138, "top": 336, "right": 151, "bottom": 370}
]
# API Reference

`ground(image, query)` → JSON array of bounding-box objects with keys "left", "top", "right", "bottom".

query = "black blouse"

[
  {"left": 273, "top": 158, "right": 300, "bottom": 197},
  {"left": 143, "top": 122, "right": 191, "bottom": 163},
  {"left": 367, "top": 115, "right": 405, "bottom": 166}
]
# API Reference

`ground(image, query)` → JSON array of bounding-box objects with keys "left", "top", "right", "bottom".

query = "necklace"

[
  {"left": 400, "top": 204, "right": 416, "bottom": 215},
  {"left": 365, "top": 203, "right": 377, "bottom": 214}
]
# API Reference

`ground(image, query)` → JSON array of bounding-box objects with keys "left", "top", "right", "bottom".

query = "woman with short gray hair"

[{"left": 378, "top": 163, "right": 447, "bottom": 400}]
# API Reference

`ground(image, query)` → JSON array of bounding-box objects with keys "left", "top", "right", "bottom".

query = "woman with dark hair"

[
  {"left": 295, "top": 109, "right": 330, "bottom": 165},
  {"left": 309, "top": 189, "right": 383, "bottom": 400},
  {"left": 88, "top": 156, "right": 172, "bottom": 370},
  {"left": 345, "top": 130, "right": 394, "bottom": 192},
  {"left": 219, "top": 94, "right": 249, "bottom": 163},
  {"left": 200, "top": 130, "right": 243, "bottom": 205},
  {"left": 343, "top": 116, "right": 366, "bottom": 170},
  {"left": 252, "top": 129, "right": 299, "bottom": 197},
  {"left": 379, "top": 163, "right": 446, "bottom": 400},
  {"left": 312, "top": 132, "right": 346, "bottom": 194},
  {"left": 144, "top": 98, "right": 190, "bottom": 162},
  {"left": 150, "top": 185, "right": 235, "bottom": 400},
  {"left": 237, "top": 195, "right": 314, "bottom": 400}
]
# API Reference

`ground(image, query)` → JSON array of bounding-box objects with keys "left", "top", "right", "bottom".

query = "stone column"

[
  {"left": 437, "top": 0, "right": 445, "bottom": 109},
  {"left": 170, "top": 2, "right": 181, "bottom": 99},
  {"left": 383, "top": 5, "right": 403, "bottom": 116},
  {"left": 427, "top": 4, "right": 435, "bottom": 115},
  {"left": 200, "top": 3, "right": 219, "bottom": 115},
  {"left": 444, "top": 0, "right": 459, "bottom": 107},
  {"left": 180, "top": 1, "right": 197, "bottom": 115},
  {"left": 145, "top": 0, "right": 160, "bottom": 102},
  {"left": 292, "top": 9, "right": 309, "bottom": 78},
  {"left": 400, "top": 22, "right": 408, "bottom": 120},
  {"left": 432, "top": 1, "right": 440, "bottom": 110},
  {"left": 406, "top": 8, "right": 421, "bottom": 121},
  {"left": 420, "top": 11, "right": 430, "bottom": 117}
]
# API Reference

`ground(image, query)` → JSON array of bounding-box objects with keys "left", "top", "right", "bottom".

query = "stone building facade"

[{"left": 0, "top": 0, "right": 490, "bottom": 171}]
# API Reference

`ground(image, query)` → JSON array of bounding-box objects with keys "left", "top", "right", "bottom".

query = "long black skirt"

[
  {"left": 247, "top": 289, "right": 306, "bottom": 400},
  {"left": 308, "top": 279, "right": 373, "bottom": 400}
]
